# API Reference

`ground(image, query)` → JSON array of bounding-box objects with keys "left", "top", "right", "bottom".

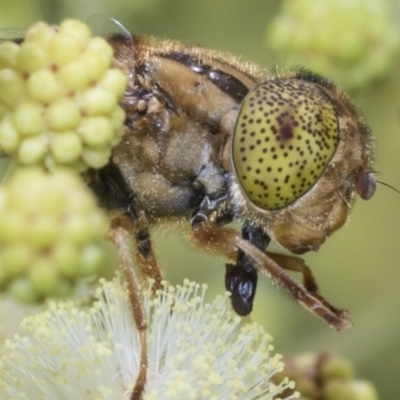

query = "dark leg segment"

[
  {"left": 133, "top": 224, "right": 164, "bottom": 292},
  {"left": 225, "top": 225, "right": 270, "bottom": 316}
]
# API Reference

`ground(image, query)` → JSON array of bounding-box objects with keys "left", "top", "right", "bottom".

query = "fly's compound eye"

[{"left": 232, "top": 79, "right": 339, "bottom": 211}]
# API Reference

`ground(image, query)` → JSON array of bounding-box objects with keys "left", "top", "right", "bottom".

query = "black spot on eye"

[{"left": 279, "top": 124, "right": 294, "bottom": 140}]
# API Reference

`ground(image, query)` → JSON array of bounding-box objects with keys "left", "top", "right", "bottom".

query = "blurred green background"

[{"left": 1, "top": 0, "right": 400, "bottom": 398}]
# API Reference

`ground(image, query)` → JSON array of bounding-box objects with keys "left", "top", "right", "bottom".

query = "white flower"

[{"left": 0, "top": 278, "right": 299, "bottom": 400}]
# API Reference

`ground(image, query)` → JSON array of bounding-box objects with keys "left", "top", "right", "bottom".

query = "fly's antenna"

[{"left": 376, "top": 180, "right": 400, "bottom": 195}]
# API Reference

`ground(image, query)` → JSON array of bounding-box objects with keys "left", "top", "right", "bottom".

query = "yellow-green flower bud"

[
  {"left": 16, "top": 41, "right": 47, "bottom": 73},
  {"left": 7, "top": 277, "right": 38, "bottom": 303},
  {"left": 0, "top": 243, "right": 32, "bottom": 278},
  {"left": 0, "top": 41, "right": 20, "bottom": 68},
  {"left": 29, "top": 257, "right": 59, "bottom": 296},
  {"left": 18, "top": 134, "right": 48, "bottom": 164},
  {"left": 320, "top": 356, "right": 354, "bottom": 383},
  {"left": 27, "top": 69, "right": 62, "bottom": 103},
  {"left": 25, "top": 21, "right": 54, "bottom": 50},
  {"left": 324, "top": 380, "right": 379, "bottom": 400},
  {"left": 57, "top": 61, "right": 91, "bottom": 90},
  {"left": 50, "top": 132, "right": 83, "bottom": 164},
  {"left": 59, "top": 19, "right": 91, "bottom": 47},
  {"left": 100, "top": 68, "right": 130, "bottom": 98},
  {"left": 12, "top": 101, "right": 44, "bottom": 136},
  {"left": 80, "top": 87, "right": 117, "bottom": 115},
  {"left": 0, "top": 68, "right": 25, "bottom": 108},
  {"left": 46, "top": 98, "right": 81, "bottom": 131},
  {"left": 79, "top": 37, "right": 114, "bottom": 81},
  {"left": 48, "top": 32, "right": 83, "bottom": 66},
  {"left": 82, "top": 146, "right": 112, "bottom": 168},
  {"left": 78, "top": 116, "right": 113, "bottom": 147},
  {"left": 0, "top": 116, "right": 20, "bottom": 152}
]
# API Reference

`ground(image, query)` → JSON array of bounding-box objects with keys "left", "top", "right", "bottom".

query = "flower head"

[
  {"left": 267, "top": 0, "right": 400, "bottom": 90},
  {"left": 0, "top": 278, "right": 299, "bottom": 399},
  {"left": 0, "top": 168, "right": 108, "bottom": 302},
  {"left": 0, "top": 19, "right": 127, "bottom": 170}
]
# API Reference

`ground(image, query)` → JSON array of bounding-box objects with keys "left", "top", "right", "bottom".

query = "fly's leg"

[
  {"left": 191, "top": 193, "right": 263, "bottom": 315},
  {"left": 190, "top": 220, "right": 352, "bottom": 332},
  {"left": 225, "top": 224, "right": 270, "bottom": 316},
  {"left": 108, "top": 211, "right": 164, "bottom": 399},
  {"left": 85, "top": 162, "right": 165, "bottom": 291},
  {"left": 266, "top": 252, "right": 319, "bottom": 293},
  {"left": 109, "top": 214, "right": 148, "bottom": 400},
  {"left": 191, "top": 192, "right": 266, "bottom": 316},
  {"left": 132, "top": 209, "right": 164, "bottom": 291}
]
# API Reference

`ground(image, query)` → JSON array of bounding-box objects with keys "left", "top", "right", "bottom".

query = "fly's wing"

[{"left": 87, "top": 15, "right": 134, "bottom": 81}]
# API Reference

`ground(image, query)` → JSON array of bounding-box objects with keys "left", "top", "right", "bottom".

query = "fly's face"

[{"left": 231, "top": 72, "right": 376, "bottom": 253}]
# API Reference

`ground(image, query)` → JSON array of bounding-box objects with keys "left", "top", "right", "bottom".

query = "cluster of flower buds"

[
  {"left": 0, "top": 18, "right": 127, "bottom": 302},
  {"left": 267, "top": 0, "right": 399, "bottom": 90},
  {"left": 0, "top": 19, "right": 127, "bottom": 170},
  {"left": 274, "top": 352, "right": 379, "bottom": 400},
  {"left": 0, "top": 168, "right": 108, "bottom": 302}
]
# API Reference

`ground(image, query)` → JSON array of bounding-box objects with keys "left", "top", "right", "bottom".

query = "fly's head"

[{"left": 231, "top": 69, "right": 376, "bottom": 254}]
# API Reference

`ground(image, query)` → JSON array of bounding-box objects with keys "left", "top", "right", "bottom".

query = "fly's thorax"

[
  {"left": 110, "top": 106, "right": 232, "bottom": 220},
  {"left": 132, "top": 35, "right": 269, "bottom": 131},
  {"left": 229, "top": 74, "right": 376, "bottom": 253}
]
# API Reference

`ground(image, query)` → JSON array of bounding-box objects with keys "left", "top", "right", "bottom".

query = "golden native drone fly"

[
  {"left": 85, "top": 15, "right": 375, "bottom": 330},
  {"left": 2, "top": 15, "right": 377, "bottom": 399}
]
